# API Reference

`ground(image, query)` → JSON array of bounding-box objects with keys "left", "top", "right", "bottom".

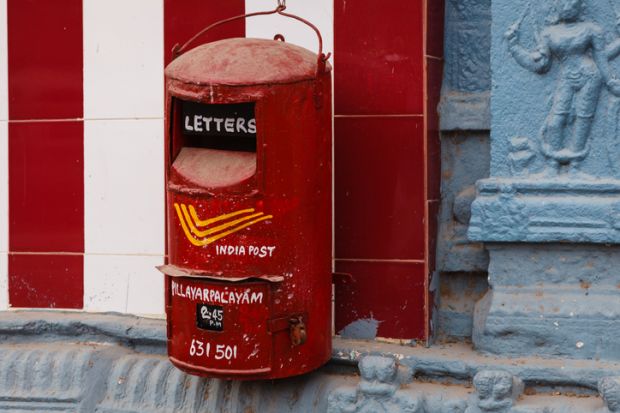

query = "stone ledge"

[
  {"left": 468, "top": 177, "right": 620, "bottom": 243},
  {"left": 0, "top": 310, "right": 167, "bottom": 351},
  {"left": 332, "top": 338, "right": 620, "bottom": 391},
  {"left": 3, "top": 310, "right": 620, "bottom": 391},
  {"left": 0, "top": 311, "right": 619, "bottom": 412}
]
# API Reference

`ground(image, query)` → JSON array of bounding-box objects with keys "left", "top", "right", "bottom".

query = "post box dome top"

[{"left": 165, "top": 38, "right": 331, "bottom": 86}]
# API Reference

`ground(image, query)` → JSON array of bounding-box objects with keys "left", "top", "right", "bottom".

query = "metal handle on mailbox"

[{"left": 171, "top": 2, "right": 331, "bottom": 77}]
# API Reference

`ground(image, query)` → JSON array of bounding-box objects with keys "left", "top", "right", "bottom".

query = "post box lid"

[{"left": 165, "top": 37, "right": 331, "bottom": 86}]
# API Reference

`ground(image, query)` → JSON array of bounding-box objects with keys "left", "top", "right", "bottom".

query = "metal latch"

[
  {"left": 289, "top": 316, "right": 307, "bottom": 347},
  {"left": 268, "top": 314, "right": 307, "bottom": 347}
]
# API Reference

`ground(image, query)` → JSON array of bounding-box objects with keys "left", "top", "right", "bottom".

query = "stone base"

[
  {"left": 468, "top": 177, "right": 620, "bottom": 243},
  {"left": 439, "top": 91, "right": 490, "bottom": 131},
  {"left": 473, "top": 244, "right": 620, "bottom": 360},
  {"left": 1, "top": 311, "right": 620, "bottom": 412}
]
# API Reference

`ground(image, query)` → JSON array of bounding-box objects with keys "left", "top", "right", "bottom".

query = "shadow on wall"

[
  {"left": 435, "top": 0, "right": 493, "bottom": 341},
  {"left": 435, "top": 132, "right": 491, "bottom": 341},
  {"left": 437, "top": 271, "right": 489, "bottom": 340}
]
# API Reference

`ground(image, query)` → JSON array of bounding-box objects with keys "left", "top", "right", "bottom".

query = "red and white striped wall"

[
  {"left": 0, "top": 0, "right": 7, "bottom": 312},
  {"left": 0, "top": 0, "right": 442, "bottom": 340}
]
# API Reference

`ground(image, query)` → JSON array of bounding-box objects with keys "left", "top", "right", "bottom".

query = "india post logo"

[{"left": 174, "top": 203, "right": 273, "bottom": 247}]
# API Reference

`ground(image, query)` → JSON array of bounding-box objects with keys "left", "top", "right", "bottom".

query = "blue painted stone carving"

[
  {"left": 465, "top": 371, "right": 523, "bottom": 413},
  {"left": 470, "top": 184, "right": 529, "bottom": 240},
  {"left": 441, "top": 0, "right": 492, "bottom": 130},
  {"left": 508, "top": 137, "right": 536, "bottom": 176},
  {"left": 599, "top": 377, "right": 620, "bottom": 413},
  {"left": 469, "top": 0, "right": 620, "bottom": 361},
  {"left": 472, "top": 244, "right": 620, "bottom": 360},
  {"left": 468, "top": 0, "right": 620, "bottom": 243},
  {"left": 327, "top": 356, "right": 422, "bottom": 413},
  {"left": 504, "top": 0, "right": 620, "bottom": 173},
  {"left": 437, "top": 134, "right": 491, "bottom": 274}
]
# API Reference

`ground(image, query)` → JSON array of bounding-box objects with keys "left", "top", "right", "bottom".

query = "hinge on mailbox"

[{"left": 268, "top": 314, "right": 307, "bottom": 347}]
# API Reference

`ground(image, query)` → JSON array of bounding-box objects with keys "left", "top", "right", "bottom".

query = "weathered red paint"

[
  {"left": 333, "top": 0, "right": 444, "bottom": 341},
  {"left": 163, "top": 38, "right": 332, "bottom": 380},
  {"left": 9, "top": 121, "right": 84, "bottom": 309},
  {"left": 163, "top": 0, "right": 245, "bottom": 67},
  {"left": 7, "top": 0, "right": 84, "bottom": 120},
  {"left": 7, "top": 0, "right": 84, "bottom": 309}
]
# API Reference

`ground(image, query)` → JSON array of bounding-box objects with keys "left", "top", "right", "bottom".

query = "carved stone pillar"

[{"left": 468, "top": 0, "right": 620, "bottom": 359}]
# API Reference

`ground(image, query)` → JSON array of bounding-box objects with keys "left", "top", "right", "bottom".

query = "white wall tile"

[
  {"left": 0, "top": 0, "right": 7, "bottom": 121},
  {"left": 83, "top": 254, "right": 130, "bottom": 312},
  {"left": 0, "top": 121, "right": 6, "bottom": 255},
  {"left": 84, "top": 254, "right": 164, "bottom": 315},
  {"left": 0, "top": 254, "right": 7, "bottom": 310},
  {"left": 83, "top": 0, "right": 164, "bottom": 119},
  {"left": 84, "top": 119, "right": 164, "bottom": 255},
  {"left": 126, "top": 255, "right": 164, "bottom": 316},
  {"left": 245, "top": 0, "right": 334, "bottom": 60}
]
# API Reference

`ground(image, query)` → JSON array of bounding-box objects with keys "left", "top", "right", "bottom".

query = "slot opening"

[
  {"left": 181, "top": 101, "right": 257, "bottom": 153},
  {"left": 170, "top": 99, "right": 258, "bottom": 190}
]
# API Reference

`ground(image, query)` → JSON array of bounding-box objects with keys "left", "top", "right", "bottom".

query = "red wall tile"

[
  {"left": 9, "top": 254, "right": 83, "bottom": 309},
  {"left": 7, "top": 0, "right": 85, "bottom": 309},
  {"left": 335, "top": 117, "right": 425, "bottom": 260},
  {"left": 333, "top": 0, "right": 444, "bottom": 341},
  {"left": 164, "top": 0, "right": 245, "bottom": 67},
  {"left": 7, "top": 0, "right": 83, "bottom": 120},
  {"left": 9, "top": 122, "right": 84, "bottom": 254},
  {"left": 334, "top": 261, "right": 426, "bottom": 339},
  {"left": 334, "top": 0, "right": 424, "bottom": 115}
]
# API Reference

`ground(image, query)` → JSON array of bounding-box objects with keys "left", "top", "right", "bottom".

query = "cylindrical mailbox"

[{"left": 160, "top": 28, "right": 332, "bottom": 380}]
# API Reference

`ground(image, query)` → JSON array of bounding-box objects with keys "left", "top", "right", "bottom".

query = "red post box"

[{"left": 159, "top": 7, "right": 332, "bottom": 380}]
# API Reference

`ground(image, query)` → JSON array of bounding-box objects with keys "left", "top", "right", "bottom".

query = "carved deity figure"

[
  {"left": 505, "top": 0, "right": 620, "bottom": 174},
  {"left": 327, "top": 356, "right": 422, "bottom": 413},
  {"left": 465, "top": 371, "right": 523, "bottom": 413}
]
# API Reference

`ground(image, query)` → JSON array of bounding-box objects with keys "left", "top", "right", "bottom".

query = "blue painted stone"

[
  {"left": 441, "top": 0, "right": 491, "bottom": 131},
  {"left": 338, "top": 318, "right": 381, "bottom": 340},
  {"left": 469, "top": 177, "right": 620, "bottom": 243},
  {"left": 469, "top": 0, "right": 620, "bottom": 243},
  {"left": 468, "top": 0, "right": 620, "bottom": 360},
  {"left": 437, "top": 134, "right": 490, "bottom": 273},
  {"left": 464, "top": 370, "right": 523, "bottom": 413},
  {"left": 473, "top": 244, "right": 620, "bottom": 360},
  {"left": 599, "top": 377, "right": 620, "bottom": 413}
]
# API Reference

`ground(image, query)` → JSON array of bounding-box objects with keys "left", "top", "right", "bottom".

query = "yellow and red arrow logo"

[{"left": 174, "top": 203, "right": 273, "bottom": 247}]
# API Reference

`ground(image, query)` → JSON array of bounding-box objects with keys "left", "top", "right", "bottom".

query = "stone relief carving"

[
  {"left": 446, "top": 0, "right": 491, "bottom": 93},
  {"left": 598, "top": 377, "right": 620, "bottom": 413},
  {"left": 468, "top": 0, "right": 620, "bottom": 244},
  {"left": 454, "top": 186, "right": 477, "bottom": 226},
  {"left": 469, "top": 184, "right": 529, "bottom": 240},
  {"left": 440, "top": 0, "right": 491, "bottom": 130},
  {"left": 504, "top": 0, "right": 620, "bottom": 175},
  {"left": 328, "top": 361, "right": 581, "bottom": 413},
  {"left": 327, "top": 356, "right": 421, "bottom": 413},
  {"left": 508, "top": 137, "right": 537, "bottom": 176},
  {"left": 465, "top": 371, "right": 524, "bottom": 413}
]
